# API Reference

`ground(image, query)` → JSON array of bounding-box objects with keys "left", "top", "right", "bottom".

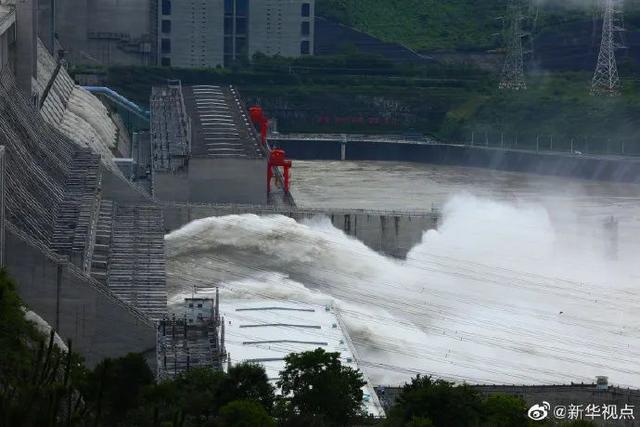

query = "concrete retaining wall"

[
  {"left": 162, "top": 203, "right": 438, "bottom": 258},
  {"left": 102, "top": 166, "right": 156, "bottom": 204},
  {"left": 154, "top": 158, "right": 268, "bottom": 205},
  {"left": 5, "top": 225, "right": 156, "bottom": 367},
  {"left": 274, "top": 138, "right": 640, "bottom": 183}
]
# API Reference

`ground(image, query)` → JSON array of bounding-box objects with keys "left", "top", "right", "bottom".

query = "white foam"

[{"left": 166, "top": 194, "right": 640, "bottom": 387}]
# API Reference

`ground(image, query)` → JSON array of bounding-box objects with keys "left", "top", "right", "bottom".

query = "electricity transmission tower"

[
  {"left": 499, "top": 0, "right": 529, "bottom": 90},
  {"left": 591, "top": 0, "right": 624, "bottom": 96}
]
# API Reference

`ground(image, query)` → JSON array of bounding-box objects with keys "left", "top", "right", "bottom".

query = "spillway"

[
  {"left": 36, "top": 39, "right": 120, "bottom": 173},
  {"left": 165, "top": 193, "right": 640, "bottom": 387}
]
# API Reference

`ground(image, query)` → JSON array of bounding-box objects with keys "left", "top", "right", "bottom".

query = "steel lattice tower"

[
  {"left": 591, "top": 0, "right": 623, "bottom": 96},
  {"left": 499, "top": 1, "right": 527, "bottom": 90}
]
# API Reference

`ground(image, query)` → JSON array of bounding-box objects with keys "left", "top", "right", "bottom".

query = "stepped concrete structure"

[
  {"left": 151, "top": 82, "right": 271, "bottom": 205},
  {"left": 0, "top": 25, "right": 167, "bottom": 364}
]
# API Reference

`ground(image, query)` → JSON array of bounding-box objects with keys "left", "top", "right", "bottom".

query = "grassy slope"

[
  {"left": 317, "top": 0, "right": 505, "bottom": 51},
  {"left": 317, "top": 0, "right": 640, "bottom": 52}
]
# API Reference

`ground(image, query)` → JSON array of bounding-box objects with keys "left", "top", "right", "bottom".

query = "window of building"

[
  {"left": 162, "top": 0, "right": 171, "bottom": 15},
  {"left": 236, "top": 37, "right": 247, "bottom": 54},
  {"left": 300, "top": 40, "right": 310, "bottom": 55},
  {"left": 302, "top": 3, "right": 310, "bottom": 17},
  {"left": 224, "top": 37, "right": 233, "bottom": 55},
  {"left": 161, "top": 20, "right": 171, "bottom": 33},
  {"left": 301, "top": 21, "right": 310, "bottom": 36},
  {"left": 161, "top": 57, "right": 171, "bottom": 66},
  {"left": 236, "top": 0, "right": 249, "bottom": 16},
  {"left": 224, "top": 0, "right": 233, "bottom": 14},
  {"left": 161, "top": 38, "right": 171, "bottom": 54},
  {"left": 236, "top": 17, "right": 247, "bottom": 34},
  {"left": 224, "top": 17, "right": 233, "bottom": 35}
]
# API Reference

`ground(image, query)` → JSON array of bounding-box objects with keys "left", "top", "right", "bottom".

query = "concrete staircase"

[{"left": 90, "top": 200, "right": 114, "bottom": 284}]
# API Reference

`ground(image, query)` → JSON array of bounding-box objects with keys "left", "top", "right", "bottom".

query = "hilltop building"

[
  {"left": 157, "top": 0, "right": 315, "bottom": 68},
  {"left": 54, "top": 0, "right": 153, "bottom": 66},
  {"left": 34, "top": 0, "right": 314, "bottom": 67}
]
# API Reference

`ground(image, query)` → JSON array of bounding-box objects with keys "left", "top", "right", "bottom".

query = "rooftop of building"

[
  {"left": 181, "top": 85, "right": 264, "bottom": 160},
  {"left": 215, "top": 299, "right": 385, "bottom": 418}
]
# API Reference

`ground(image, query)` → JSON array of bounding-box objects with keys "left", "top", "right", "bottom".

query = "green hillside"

[
  {"left": 316, "top": 0, "right": 640, "bottom": 52},
  {"left": 317, "top": 0, "right": 505, "bottom": 51}
]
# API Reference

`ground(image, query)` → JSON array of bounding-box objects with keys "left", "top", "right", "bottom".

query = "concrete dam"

[
  {"left": 0, "top": 63, "right": 163, "bottom": 365},
  {"left": 0, "top": 41, "right": 436, "bottom": 369},
  {"left": 161, "top": 203, "right": 439, "bottom": 259}
]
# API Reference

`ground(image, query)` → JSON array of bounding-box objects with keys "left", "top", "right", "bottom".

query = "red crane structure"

[
  {"left": 248, "top": 106, "right": 268, "bottom": 146},
  {"left": 267, "top": 149, "right": 292, "bottom": 194},
  {"left": 249, "top": 105, "right": 293, "bottom": 194}
]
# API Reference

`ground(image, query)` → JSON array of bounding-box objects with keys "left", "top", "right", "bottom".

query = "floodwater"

[{"left": 167, "top": 161, "right": 640, "bottom": 387}]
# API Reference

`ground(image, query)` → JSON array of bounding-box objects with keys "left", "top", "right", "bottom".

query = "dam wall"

[
  {"left": 162, "top": 203, "right": 438, "bottom": 258},
  {"left": 5, "top": 225, "right": 156, "bottom": 366},
  {"left": 0, "top": 66, "right": 164, "bottom": 365},
  {"left": 274, "top": 138, "right": 640, "bottom": 183}
]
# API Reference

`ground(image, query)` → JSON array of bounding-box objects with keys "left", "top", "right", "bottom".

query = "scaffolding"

[
  {"left": 157, "top": 289, "right": 227, "bottom": 380},
  {"left": 150, "top": 81, "right": 191, "bottom": 172}
]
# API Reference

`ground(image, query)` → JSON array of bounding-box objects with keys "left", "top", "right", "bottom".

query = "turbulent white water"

[
  {"left": 166, "top": 192, "right": 640, "bottom": 387},
  {"left": 36, "top": 38, "right": 121, "bottom": 173}
]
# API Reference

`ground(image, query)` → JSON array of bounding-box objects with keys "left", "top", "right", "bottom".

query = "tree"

[
  {"left": 0, "top": 270, "right": 88, "bottom": 426},
  {"left": 84, "top": 352, "right": 155, "bottom": 425},
  {"left": 385, "top": 376, "right": 483, "bottom": 427},
  {"left": 406, "top": 417, "right": 434, "bottom": 427},
  {"left": 481, "top": 394, "right": 528, "bottom": 427},
  {"left": 559, "top": 422, "right": 597, "bottom": 427},
  {"left": 277, "top": 348, "right": 366, "bottom": 426},
  {"left": 217, "top": 363, "right": 275, "bottom": 411},
  {"left": 132, "top": 364, "right": 274, "bottom": 426},
  {"left": 172, "top": 367, "right": 225, "bottom": 422},
  {"left": 218, "top": 400, "right": 276, "bottom": 427}
]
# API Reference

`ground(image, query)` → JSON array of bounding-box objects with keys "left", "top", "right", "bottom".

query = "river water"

[{"left": 166, "top": 161, "right": 640, "bottom": 387}]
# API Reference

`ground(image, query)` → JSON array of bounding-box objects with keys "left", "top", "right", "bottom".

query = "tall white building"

[
  {"left": 158, "top": 0, "right": 225, "bottom": 68},
  {"left": 157, "top": 0, "right": 314, "bottom": 68},
  {"left": 248, "top": 0, "right": 314, "bottom": 59}
]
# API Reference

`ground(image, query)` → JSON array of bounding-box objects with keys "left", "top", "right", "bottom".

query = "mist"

[{"left": 165, "top": 192, "right": 640, "bottom": 386}]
